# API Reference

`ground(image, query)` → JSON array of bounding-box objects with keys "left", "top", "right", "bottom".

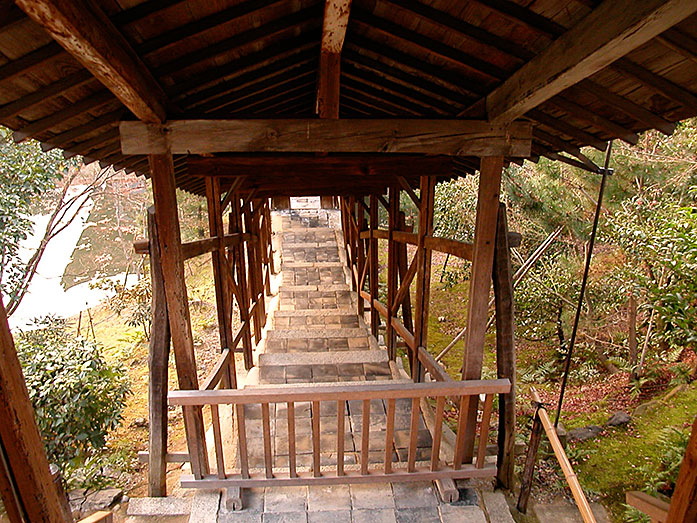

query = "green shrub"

[{"left": 16, "top": 316, "right": 130, "bottom": 476}]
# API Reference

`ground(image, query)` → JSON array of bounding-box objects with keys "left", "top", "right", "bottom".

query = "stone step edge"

[
  {"left": 281, "top": 262, "right": 344, "bottom": 268},
  {"left": 126, "top": 496, "right": 192, "bottom": 517},
  {"left": 267, "top": 328, "right": 370, "bottom": 339},
  {"left": 258, "top": 349, "right": 388, "bottom": 367},
  {"left": 273, "top": 308, "right": 355, "bottom": 317}
]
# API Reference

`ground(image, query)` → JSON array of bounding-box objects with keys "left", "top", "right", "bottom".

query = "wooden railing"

[{"left": 169, "top": 379, "right": 510, "bottom": 488}]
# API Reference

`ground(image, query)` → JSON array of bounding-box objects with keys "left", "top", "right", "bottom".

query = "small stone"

[
  {"left": 132, "top": 417, "right": 148, "bottom": 428},
  {"left": 568, "top": 425, "right": 603, "bottom": 442},
  {"left": 606, "top": 411, "right": 631, "bottom": 427},
  {"left": 438, "top": 316, "right": 446, "bottom": 322},
  {"left": 82, "top": 488, "right": 123, "bottom": 513}
]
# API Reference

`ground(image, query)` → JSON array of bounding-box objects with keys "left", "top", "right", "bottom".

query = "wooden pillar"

[
  {"left": 230, "top": 199, "right": 253, "bottom": 370},
  {"left": 357, "top": 198, "right": 367, "bottom": 316},
  {"left": 369, "top": 195, "right": 380, "bottom": 337},
  {"left": 460, "top": 156, "right": 503, "bottom": 463},
  {"left": 0, "top": 300, "right": 71, "bottom": 522},
  {"left": 244, "top": 200, "right": 263, "bottom": 342},
  {"left": 348, "top": 196, "right": 357, "bottom": 291},
  {"left": 147, "top": 207, "right": 171, "bottom": 497},
  {"left": 149, "top": 152, "right": 209, "bottom": 478},
  {"left": 252, "top": 199, "right": 267, "bottom": 327},
  {"left": 205, "top": 178, "right": 233, "bottom": 350},
  {"left": 493, "top": 203, "right": 516, "bottom": 490},
  {"left": 272, "top": 196, "right": 290, "bottom": 210},
  {"left": 320, "top": 196, "right": 335, "bottom": 209},
  {"left": 413, "top": 176, "right": 436, "bottom": 382},
  {"left": 264, "top": 200, "right": 276, "bottom": 276},
  {"left": 386, "top": 186, "right": 400, "bottom": 359},
  {"left": 397, "top": 211, "right": 414, "bottom": 335},
  {"left": 667, "top": 415, "right": 697, "bottom": 522}
]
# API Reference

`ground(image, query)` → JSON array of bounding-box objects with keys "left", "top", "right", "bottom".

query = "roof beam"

[
  {"left": 15, "top": 0, "right": 168, "bottom": 123},
  {"left": 486, "top": 0, "right": 697, "bottom": 124},
  {"left": 317, "top": 0, "right": 352, "bottom": 118},
  {"left": 120, "top": 119, "right": 532, "bottom": 156}
]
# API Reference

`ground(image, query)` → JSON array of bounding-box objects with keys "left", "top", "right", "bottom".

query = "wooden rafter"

[
  {"left": 486, "top": 0, "right": 697, "bottom": 124},
  {"left": 317, "top": 0, "right": 352, "bottom": 118},
  {"left": 14, "top": 0, "right": 168, "bottom": 123}
]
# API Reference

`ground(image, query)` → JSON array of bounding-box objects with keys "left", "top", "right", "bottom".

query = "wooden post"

[
  {"left": 147, "top": 207, "right": 171, "bottom": 497},
  {"left": 264, "top": 200, "right": 276, "bottom": 276},
  {"left": 493, "top": 203, "right": 516, "bottom": 490},
  {"left": 348, "top": 196, "right": 357, "bottom": 291},
  {"left": 205, "top": 178, "right": 233, "bottom": 350},
  {"left": 386, "top": 186, "right": 400, "bottom": 359},
  {"left": 272, "top": 196, "right": 290, "bottom": 210},
  {"left": 252, "top": 199, "right": 267, "bottom": 327},
  {"left": 517, "top": 412, "right": 543, "bottom": 514},
  {"left": 667, "top": 415, "right": 697, "bottom": 522},
  {"left": 369, "top": 195, "right": 380, "bottom": 337},
  {"left": 357, "top": 197, "right": 367, "bottom": 316},
  {"left": 230, "top": 199, "right": 253, "bottom": 370},
  {"left": 320, "top": 196, "right": 335, "bottom": 209},
  {"left": 242, "top": 200, "right": 262, "bottom": 343},
  {"left": 397, "top": 212, "right": 413, "bottom": 334},
  {"left": 460, "top": 156, "right": 504, "bottom": 463},
  {"left": 0, "top": 299, "right": 71, "bottom": 522},
  {"left": 149, "top": 152, "right": 209, "bottom": 478},
  {"left": 413, "top": 176, "right": 436, "bottom": 382}
]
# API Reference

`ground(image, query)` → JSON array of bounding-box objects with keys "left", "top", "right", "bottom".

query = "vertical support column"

[
  {"left": 149, "top": 152, "right": 209, "bottom": 478},
  {"left": 348, "top": 196, "right": 357, "bottom": 291},
  {"left": 264, "top": 200, "right": 276, "bottom": 276},
  {"left": 357, "top": 197, "right": 367, "bottom": 317},
  {"left": 493, "top": 203, "right": 516, "bottom": 490},
  {"left": 230, "top": 198, "right": 253, "bottom": 370},
  {"left": 272, "top": 196, "right": 291, "bottom": 210},
  {"left": 386, "top": 186, "right": 400, "bottom": 360},
  {"left": 147, "top": 207, "right": 171, "bottom": 496},
  {"left": 397, "top": 211, "right": 413, "bottom": 334},
  {"left": 0, "top": 301, "right": 71, "bottom": 522},
  {"left": 252, "top": 199, "right": 267, "bottom": 327},
  {"left": 413, "top": 176, "right": 436, "bottom": 382},
  {"left": 205, "top": 178, "right": 233, "bottom": 350},
  {"left": 369, "top": 195, "right": 380, "bottom": 337},
  {"left": 460, "top": 156, "right": 503, "bottom": 464},
  {"left": 320, "top": 196, "right": 335, "bottom": 209},
  {"left": 244, "top": 200, "right": 263, "bottom": 342}
]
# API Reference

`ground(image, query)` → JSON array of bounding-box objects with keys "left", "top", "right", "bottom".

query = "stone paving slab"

[{"left": 258, "top": 350, "right": 388, "bottom": 367}]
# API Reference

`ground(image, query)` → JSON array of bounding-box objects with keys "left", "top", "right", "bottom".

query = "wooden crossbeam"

[
  {"left": 120, "top": 119, "right": 532, "bottom": 156},
  {"left": 15, "top": 0, "right": 167, "bottom": 123},
  {"left": 486, "top": 0, "right": 697, "bottom": 124}
]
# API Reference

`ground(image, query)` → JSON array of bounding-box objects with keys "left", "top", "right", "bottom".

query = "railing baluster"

[
  {"left": 361, "top": 399, "right": 371, "bottom": 475},
  {"left": 210, "top": 405, "right": 226, "bottom": 479},
  {"left": 312, "top": 401, "right": 321, "bottom": 477},
  {"left": 476, "top": 394, "right": 494, "bottom": 469},
  {"left": 384, "top": 398, "right": 395, "bottom": 474},
  {"left": 337, "top": 400, "right": 345, "bottom": 476},
  {"left": 407, "top": 397, "right": 420, "bottom": 473},
  {"left": 261, "top": 403, "right": 273, "bottom": 479},
  {"left": 236, "top": 404, "right": 249, "bottom": 479},
  {"left": 431, "top": 396, "right": 445, "bottom": 472},
  {"left": 453, "top": 395, "right": 469, "bottom": 470},
  {"left": 287, "top": 401, "right": 297, "bottom": 478}
]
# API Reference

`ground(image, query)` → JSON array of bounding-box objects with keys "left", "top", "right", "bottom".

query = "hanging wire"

[{"left": 554, "top": 141, "right": 614, "bottom": 427}]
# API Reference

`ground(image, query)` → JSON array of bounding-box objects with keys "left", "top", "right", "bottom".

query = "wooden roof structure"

[{"left": 2, "top": 0, "right": 697, "bottom": 196}]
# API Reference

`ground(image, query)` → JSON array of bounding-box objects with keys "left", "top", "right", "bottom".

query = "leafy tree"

[{"left": 16, "top": 316, "right": 129, "bottom": 476}]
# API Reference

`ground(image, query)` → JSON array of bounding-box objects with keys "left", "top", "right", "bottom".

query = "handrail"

[
  {"left": 519, "top": 388, "right": 596, "bottom": 523},
  {"left": 359, "top": 229, "right": 474, "bottom": 260},
  {"left": 201, "top": 348, "right": 232, "bottom": 390}
]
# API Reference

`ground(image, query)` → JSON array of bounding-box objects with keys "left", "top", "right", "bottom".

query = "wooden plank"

[
  {"left": 516, "top": 413, "right": 543, "bottom": 514},
  {"left": 288, "top": 402, "right": 297, "bottom": 478},
  {"left": 147, "top": 207, "right": 170, "bottom": 497},
  {"left": 413, "top": 176, "right": 436, "bottom": 381},
  {"left": 385, "top": 398, "right": 396, "bottom": 474},
  {"left": 230, "top": 196, "right": 254, "bottom": 369},
  {"left": 361, "top": 399, "right": 371, "bottom": 475},
  {"left": 612, "top": 58, "right": 697, "bottom": 110},
  {"left": 236, "top": 404, "right": 249, "bottom": 479},
  {"left": 211, "top": 405, "right": 226, "bottom": 479},
  {"left": 180, "top": 463, "right": 498, "bottom": 488},
  {"left": 417, "top": 346, "right": 451, "bottom": 383},
  {"left": 77, "top": 511, "right": 113, "bottom": 523},
  {"left": 627, "top": 492, "right": 669, "bottom": 523},
  {"left": 431, "top": 396, "right": 445, "bottom": 472},
  {"left": 148, "top": 152, "right": 208, "bottom": 478},
  {"left": 667, "top": 416, "right": 697, "bottom": 522},
  {"left": 337, "top": 400, "right": 345, "bottom": 477},
  {"left": 169, "top": 380, "right": 512, "bottom": 406},
  {"left": 15, "top": 0, "right": 167, "bottom": 123},
  {"left": 201, "top": 350, "right": 232, "bottom": 391},
  {"left": 486, "top": 0, "right": 697, "bottom": 124},
  {"left": 137, "top": 451, "right": 189, "bottom": 464},
  {"left": 261, "top": 403, "right": 273, "bottom": 479},
  {"left": 391, "top": 317, "right": 416, "bottom": 350},
  {"left": 476, "top": 395, "right": 494, "bottom": 468},
  {"left": 369, "top": 195, "right": 380, "bottom": 337},
  {"left": 386, "top": 186, "right": 399, "bottom": 359},
  {"left": 407, "top": 397, "right": 420, "bottom": 473},
  {"left": 120, "top": 119, "right": 533, "bottom": 156},
  {"left": 312, "top": 401, "right": 321, "bottom": 478},
  {"left": 396, "top": 213, "right": 413, "bottom": 334},
  {"left": 493, "top": 203, "right": 516, "bottom": 489},
  {"left": 461, "top": 157, "right": 503, "bottom": 463},
  {"left": 0, "top": 302, "right": 71, "bottom": 521}
]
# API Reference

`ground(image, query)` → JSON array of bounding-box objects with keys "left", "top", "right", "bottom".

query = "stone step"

[
  {"left": 268, "top": 328, "right": 368, "bottom": 339},
  {"left": 282, "top": 261, "right": 344, "bottom": 268},
  {"left": 273, "top": 314, "right": 359, "bottom": 329},
  {"left": 273, "top": 308, "right": 355, "bottom": 317},
  {"left": 264, "top": 337, "right": 372, "bottom": 353},
  {"left": 278, "top": 284, "right": 350, "bottom": 292},
  {"left": 281, "top": 241, "right": 338, "bottom": 249},
  {"left": 258, "top": 349, "right": 388, "bottom": 367}
]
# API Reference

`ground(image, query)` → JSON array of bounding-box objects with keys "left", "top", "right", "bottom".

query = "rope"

[{"left": 554, "top": 142, "right": 613, "bottom": 427}]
